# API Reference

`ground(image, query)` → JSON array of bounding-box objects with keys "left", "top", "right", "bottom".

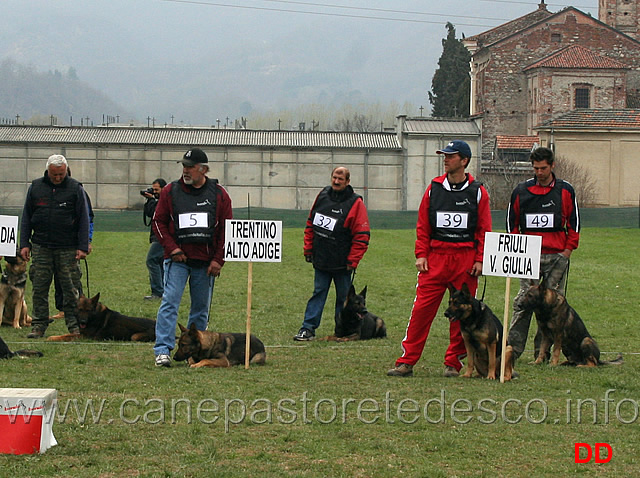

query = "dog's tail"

[
  {"left": 13, "top": 349, "right": 44, "bottom": 358},
  {"left": 599, "top": 353, "right": 623, "bottom": 365}
]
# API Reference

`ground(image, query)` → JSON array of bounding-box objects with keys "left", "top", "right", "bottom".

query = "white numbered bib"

[
  {"left": 436, "top": 211, "right": 469, "bottom": 229},
  {"left": 313, "top": 212, "right": 337, "bottom": 232},
  {"left": 525, "top": 213, "right": 554, "bottom": 229},
  {"left": 178, "top": 212, "right": 209, "bottom": 229}
]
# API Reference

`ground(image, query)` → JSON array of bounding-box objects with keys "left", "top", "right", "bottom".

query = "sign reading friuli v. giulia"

[{"left": 482, "top": 232, "right": 542, "bottom": 279}]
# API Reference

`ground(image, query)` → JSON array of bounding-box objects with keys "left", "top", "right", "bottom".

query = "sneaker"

[
  {"left": 387, "top": 363, "right": 413, "bottom": 377},
  {"left": 293, "top": 328, "right": 314, "bottom": 341},
  {"left": 144, "top": 295, "right": 162, "bottom": 301},
  {"left": 27, "top": 328, "right": 46, "bottom": 339},
  {"left": 443, "top": 365, "right": 459, "bottom": 377},
  {"left": 49, "top": 311, "right": 65, "bottom": 319},
  {"left": 68, "top": 328, "right": 80, "bottom": 335},
  {"left": 155, "top": 354, "right": 172, "bottom": 367}
]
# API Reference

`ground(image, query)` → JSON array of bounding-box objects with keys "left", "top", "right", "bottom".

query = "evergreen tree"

[{"left": 428, "top": 22, "right": 471, "bottom": 118}]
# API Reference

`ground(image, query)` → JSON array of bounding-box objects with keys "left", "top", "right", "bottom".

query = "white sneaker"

[{"left": 155, "top": 354, "right": 171, "bottom": 367}]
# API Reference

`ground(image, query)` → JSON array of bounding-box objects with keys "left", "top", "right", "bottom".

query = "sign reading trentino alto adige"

[
  {"left": 482, "top": 232, "right": 542, "bottom": 279},
  {"left": 224, "top": 219, "right": 282, "bottom": 262}
]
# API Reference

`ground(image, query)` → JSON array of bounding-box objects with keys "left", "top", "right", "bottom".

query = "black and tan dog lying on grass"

[
  {"left": 520, "top": 283, "right": 623, "bottom": 367},
  {"left": 47, "top": 293, "right": 156, "bottom": 342},
  {"left": 324, "top": 285, "right": 386, "bottom": 342},
  {"left": 445, "top": 283, "right": 513, "bottom": 381},
  {"left": 0, "top": 335, "right": 42, "bottom": 359},
  {"left": 174, "top": 323, "right": 267, "bottom": 368}
]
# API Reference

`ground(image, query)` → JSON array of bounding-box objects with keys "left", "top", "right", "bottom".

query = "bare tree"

[{"left": 554, "top": 155, "right": 597, "bottom": 207}]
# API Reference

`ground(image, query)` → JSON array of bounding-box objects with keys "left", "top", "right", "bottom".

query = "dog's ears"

[
  {"left": 91, "top": 293, "right": 100, "bottom": 304},
  {"left": 188, "top": 323, "right": 199, "bottom": 335},
  {"left": 178, "top": 323, "right": 187, "bottom": 333},
  {"left": 461, "top": 283, "right": 471, "bottom": 297},
  {"left": 447, "top": 283, "right": 457, "bottom": 295},
  {"left": 348, "top": 285, "right": 356, "bottom": 297},
  {"left": 359, "top": 286, "right": 367, "bottom": 299}
]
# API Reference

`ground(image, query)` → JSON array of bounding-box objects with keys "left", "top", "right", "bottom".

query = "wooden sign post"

[
  {"left": 224, "top": 219, "right": 282, "bottom": 369},
  {"left": 482, "top": 232, "right": 541, "bottom": 382}
]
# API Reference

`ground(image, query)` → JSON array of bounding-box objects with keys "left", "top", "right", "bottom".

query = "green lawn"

[{"left": 1, "top": 227, "right": 639, "bottom": 477}]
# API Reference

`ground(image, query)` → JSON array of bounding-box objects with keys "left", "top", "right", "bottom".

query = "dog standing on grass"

[
  {"left": 325, "top": 285, "right": 386, "bottom": 342},
  {"left": 445, "top": 283, "right": 514, "bottom": 380},
  {"left": 520, "top": 283, "right": 622, "bottom": 367},
  {"left": 174, "top": 323, "right": 266, "bottom": 368},
  {"left": 0, "top": 255, "right": 32, "bottom": 329}
]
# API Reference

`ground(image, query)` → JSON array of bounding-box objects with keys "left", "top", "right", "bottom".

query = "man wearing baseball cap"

[
  {"left": 387, "top": 140, "right": 492, "bottom": 378},
  {"left": 151, "top": 147, "right": 233, "bottom": 367}
]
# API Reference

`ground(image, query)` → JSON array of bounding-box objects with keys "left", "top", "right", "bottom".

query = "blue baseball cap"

[{"left": 436, "top": 140, "right": 472, "bottom": 159}]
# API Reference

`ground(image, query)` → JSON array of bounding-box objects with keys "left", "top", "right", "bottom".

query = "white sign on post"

[
  {"left": 224, "top": 219, "right": 282, "bottom": 369},
  {"left": 482, "top": 232, "right": 542, "bottom": 383},
  {"left": 482, "top": 232, "right": 542, "bottom": 280},
  {"left": 224, "top": 219, "right": 282, "bottom": 263},
  {"left": 0, "top": 216, "right": 19, "bottom": 256}
]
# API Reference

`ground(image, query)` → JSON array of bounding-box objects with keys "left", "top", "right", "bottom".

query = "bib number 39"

[
  {"left": 313, "top": 212, "right": 337, "bottom": 231},
  {"left": 436, "top": 211, "right": 468, "bottom": 229}
]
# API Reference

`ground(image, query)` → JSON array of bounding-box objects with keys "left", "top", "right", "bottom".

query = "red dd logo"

[{"left": 574, "top": 443, "right": 613, "bottom": 463}]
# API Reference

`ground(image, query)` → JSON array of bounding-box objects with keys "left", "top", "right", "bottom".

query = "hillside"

[{"left": 0, "top": 58, "right": 130, "bottom": 126}]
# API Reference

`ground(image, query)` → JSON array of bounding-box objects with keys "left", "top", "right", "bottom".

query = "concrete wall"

[
  {"left": 537, "top": 130, "right": 640, "bottom": 207},
  {"left": 0, "top": 144, "right": 408, "bottom": 211}
]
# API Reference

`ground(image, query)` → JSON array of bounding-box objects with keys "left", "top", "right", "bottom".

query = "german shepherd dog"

[
  {"left": 0, "top": 335, "right": 42, "bottom": 359},
  {"left": 0, "top": 255, "right": 32, "bottom": 329},
  {"left": 174, "top": 323, "right": 267, "bottom": 368},
  {"left": 445, "top": 283, "right": 514, "bottom": 380},
  {"left": 326, "top": 285, "right": 387, "bottom": 341},
  {"left": 521, "top": 283, "right": 623, "bottom": 367},
  {"left": 47, "top": 293, "right": 156, "bottom": 342}
]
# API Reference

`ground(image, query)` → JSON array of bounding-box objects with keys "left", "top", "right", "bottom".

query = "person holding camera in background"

[{"left": 142, "top": 178, "right": 167, "bottom": 301}]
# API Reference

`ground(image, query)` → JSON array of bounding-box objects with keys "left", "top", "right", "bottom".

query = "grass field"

[{"left": 1, "top": 227, "right": 639, "bottom": 477}]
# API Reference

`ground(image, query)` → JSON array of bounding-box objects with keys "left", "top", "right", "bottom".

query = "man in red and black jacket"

[
  {"left": 506, "top": 146, "right": 580, "bottom": 364},
  {"left": 387, "top": 140, "right": 492, "bottom": 378},
  {"left": 293, "top": 167, "right": 370, "bottom": 341},
  {"left": 151, "top": 147, "right": 232, "bottom": 367}
]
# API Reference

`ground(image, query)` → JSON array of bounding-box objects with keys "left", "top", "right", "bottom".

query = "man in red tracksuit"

[
  {"left": 388, "top": 140, "right": 492, "bottom": 377},
  {"left": 506, "top": 146, "right": 580, "bottom": 364}
]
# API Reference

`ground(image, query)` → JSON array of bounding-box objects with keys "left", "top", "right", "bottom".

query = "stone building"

[{"left": 463, "top": 1, "right": 640, "bottom": 155}]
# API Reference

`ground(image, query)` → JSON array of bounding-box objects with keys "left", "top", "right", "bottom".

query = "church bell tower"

[{"left": 599, "top": 0, "right": 640, "bottom": 39}]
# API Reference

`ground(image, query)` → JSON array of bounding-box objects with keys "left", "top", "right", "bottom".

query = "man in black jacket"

[{"left": 20, "top": 154, "right": 91, "bottom": 338}]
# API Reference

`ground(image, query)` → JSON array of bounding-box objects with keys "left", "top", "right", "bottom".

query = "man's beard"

[{"left": 183, "top": 175, "right": 193, "bottom": 185}]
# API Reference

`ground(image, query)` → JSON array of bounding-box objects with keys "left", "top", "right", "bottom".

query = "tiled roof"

[
  {"left": 495, "top": 135, "right": 539, "bottom": 149},
  {"left": 524, "top": 45, "right": 628, "bottom": 70},
  {"left": 536, "top": 109, "right": 640, "bottom": 129},
  {"left": 464, "top": 4, "right": 552, "bottom": 48},
  {"left": 0, "top": 126, "right": 402, "bottom": 150},
  {"left": 404, "top": 118, "right": 480, "bottom": 135}
]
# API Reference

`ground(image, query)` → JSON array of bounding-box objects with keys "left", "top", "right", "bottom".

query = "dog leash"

[
  {"left": 83, "top": 258, "right": 91, "bottom": 297},
  {"left": 478, "top": 275, "right": 487, "bottom": 301}
]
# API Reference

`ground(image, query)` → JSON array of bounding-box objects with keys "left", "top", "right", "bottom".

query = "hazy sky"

[{"left": 0, "top": 0, "right": 598, "bottom": 125}]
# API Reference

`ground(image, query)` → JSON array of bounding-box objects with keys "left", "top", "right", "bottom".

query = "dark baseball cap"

[
  {"left": 436, "top": 140, "right": 472, "bottom": 159},
  {"left": 178, "top": 148, "right": 208, "bottom": 166}
]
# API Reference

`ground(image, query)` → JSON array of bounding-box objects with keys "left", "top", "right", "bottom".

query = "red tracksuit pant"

[{"left": 396, "top": 248, "right": 478, "bottom": 371}]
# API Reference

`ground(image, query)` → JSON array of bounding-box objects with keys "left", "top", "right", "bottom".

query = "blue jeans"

[
  {"left": 300, "top": 268, "right": 352, "bottom": 334},
  {"left": 146, "top": 241, "right": 164, "bottom": 297},
  {"left": 154, "top": 260, "right": 215, "bottom": 356}
]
